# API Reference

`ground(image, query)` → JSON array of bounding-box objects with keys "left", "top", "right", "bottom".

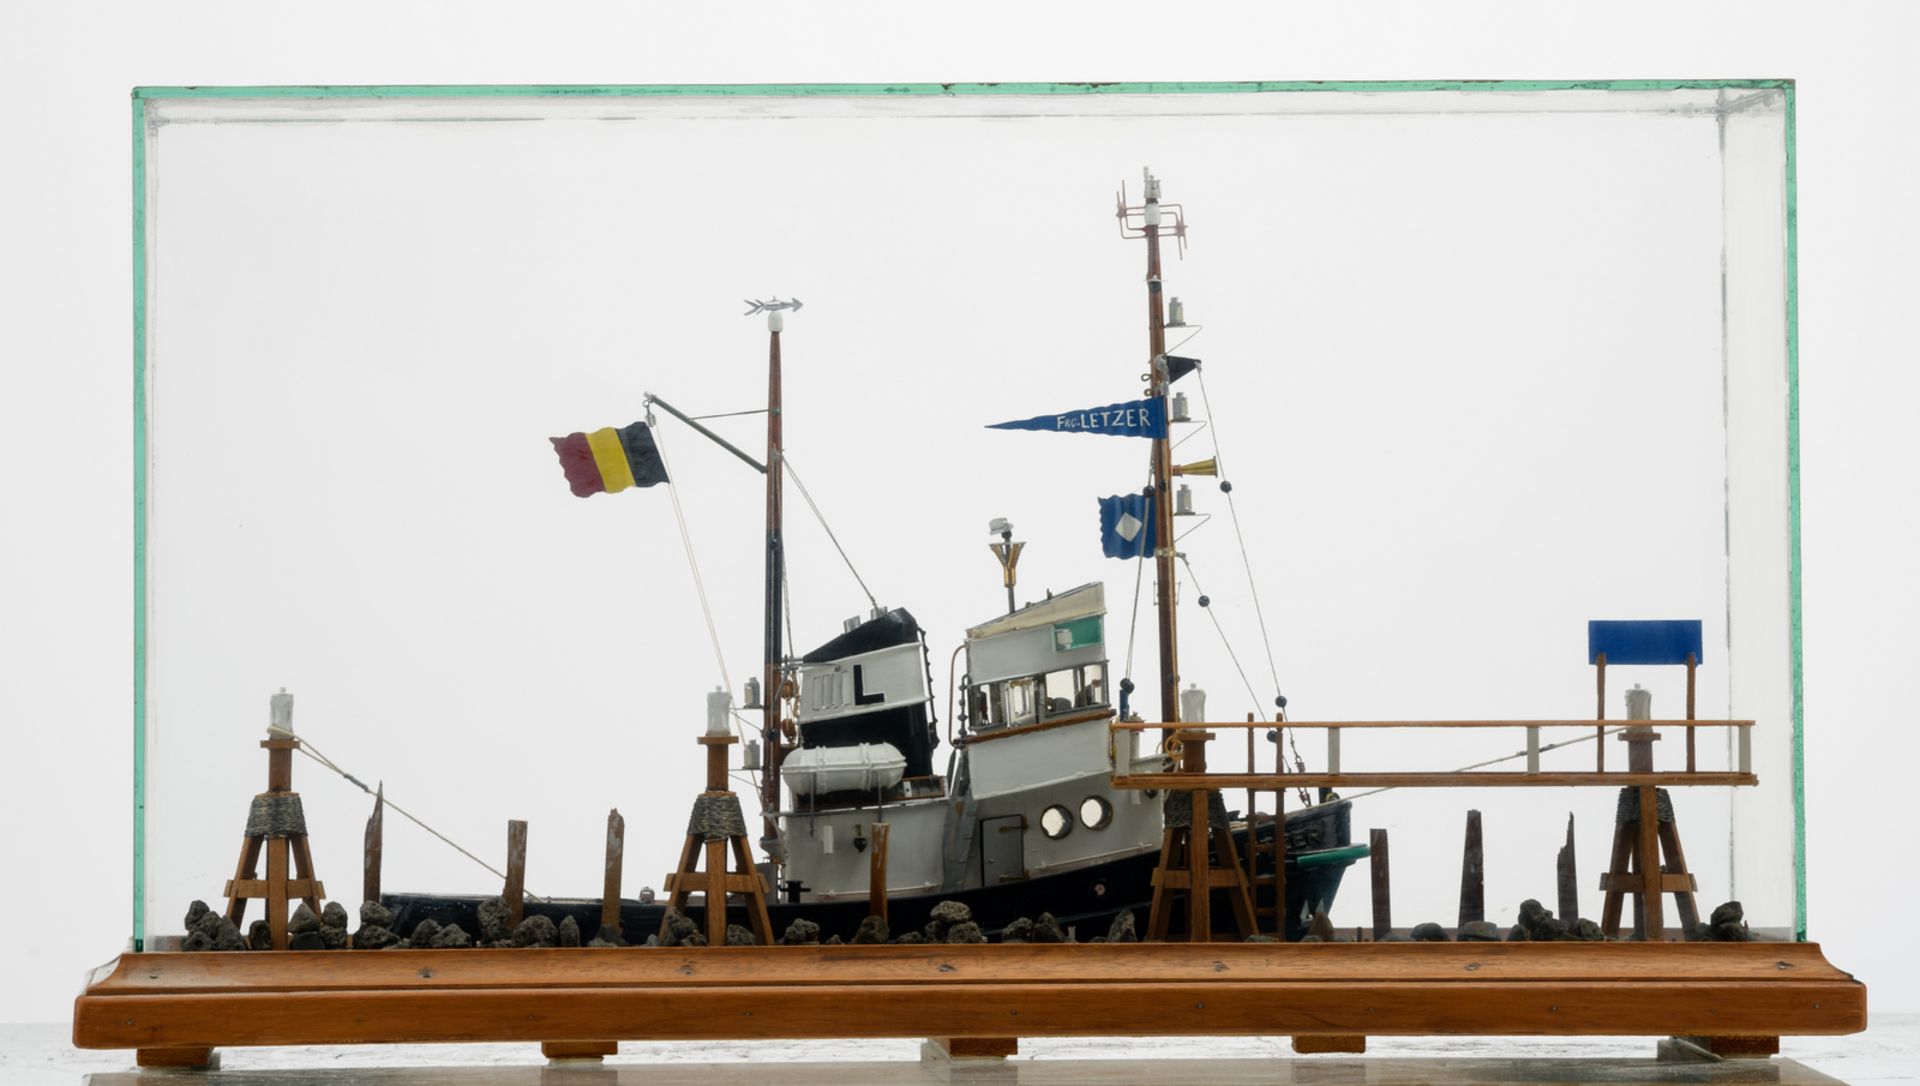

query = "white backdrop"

[{"left": 1, "top": 0, "right": 1915, "bottom": 1027}]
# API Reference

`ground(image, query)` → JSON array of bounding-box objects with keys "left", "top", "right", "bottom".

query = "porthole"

[
  {"left": 1079, "top": 796, "right": 1113, "bottom": 830},
  {"left": 1039, "top": 804, "right": 1073, "bottom": 840}
]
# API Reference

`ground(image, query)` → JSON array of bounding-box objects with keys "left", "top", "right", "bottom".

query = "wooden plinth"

[
  {"left": 541, "top": 1040, "right": 618, "bottom": 1060},
  {"left": 74, "top": 942, "right": 1864, "bottom": 1059}
]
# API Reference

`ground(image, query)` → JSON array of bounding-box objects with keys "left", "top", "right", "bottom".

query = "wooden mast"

[
  {"left": 1142, "top": 170, "right": 1182, "bottom": 730},
  {"left": 761, "top": 314, "right": 785, "bottom": 858}
]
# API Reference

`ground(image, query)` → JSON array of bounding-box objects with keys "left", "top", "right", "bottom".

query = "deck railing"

[{"left": 1109, "top": 719, "right": 1757, "bottom": 791}]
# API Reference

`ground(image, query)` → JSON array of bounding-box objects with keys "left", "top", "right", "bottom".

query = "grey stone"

[
  {"left": 925, "top": 900, "right": 972, "bottom": 942},
  {"left": 183, "top": 900, "right": 212, "bottom": 932},
  {"left": 321, "top": 901, "right": 350, "bottom": 931},
  {"left": 781, "top": 917, "right": 821, "bottom": 946},
  {"left": 1518, "top": 898, "right": 1551, "bottom": 930},
  {"left": 1000, "top": 917, "right": 1034, "bottom": 944},
  {"left": 558, "top": 916, "right": 581, "bottom": 948},
  {"left": 892, "top": 931, "right": 926, "bottom": 945},
  {"left": 359, "top": 900, "right": 395, "bottom": 929},
  {"left": 946, "top": 921, "right": 987, "bottom": 944},
  {"left": 318, "top": 923, "right": 349, "bottom": 951},
  {"left": 430, "top": 923, "right": 473, "bottom": 949},
  {"left": 209, "top": 916, "right": 247, "bottom": 951},
  {"left": 644, "top": 934, "right": 660, "bottom": 947},
  {"left": 1457, "top": 920, "right": 1502, "bottom": 942},
  {"left": 1570, "top": 918, "right": 1606, "bottom": 941},
  {"left": 1106, "top": 910, "right": 1138, "bottom": 944},
  {"left": 409, "top": 919, "right": 442, "bottom": 946},
  {"left": 824, "top": 934, "right": 843, "bottom": 945},
  {"left": 589, "top": 925, "right": 625, "bottom": 948},
  {"left": 726, "top": 924, "right": 758, "bottom": 947},
  {"left": 1032, "top": 913, "right": 1069, "bottom": 944},
  {"left": 1507, "top": 924, "right": 1530, "bottom": 942},
  {"left": 288, "top": 931, "right": 326, "bottom": 951},
  {"left": 1410, "top": 922, "right": 1450, "bottom": 942},
  {"left": 659, "top": 908, "right": 700, "bottom": 948},
  {"left": 183, "top": 930, "right": 213, "bottom": 952},
  {"left": 354, "top": 924, "right": 401, "bottom": 950},
  {"left": 1245, "top": 934, "right": 1279, "bottom": 943},
  {"left": 248, "top": 919, "right": 273, "bottom": 951},
  {"left": 287, "top": 903, "right": 321, "bottom": 935},
  {"left": 511, "top": 915, "right": 558, "bottom": 948},
  {"left": 851, "top": 916, "right": 890, "bottom": 944},
  {"left": 1380, "top": 932, "right": 1413, "bottom": 942},
  {"left": 1298, "top": 934, "right": 1322, "bottom": 943},
  {"left": 476, "top": 896, "right": 514, "bottom": 944}
]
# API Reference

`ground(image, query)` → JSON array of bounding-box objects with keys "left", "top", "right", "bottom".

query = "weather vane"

[{"left": 742, "top": 297, "right": 804, "bottom": 317}]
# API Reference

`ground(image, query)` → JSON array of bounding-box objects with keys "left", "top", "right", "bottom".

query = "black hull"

[{"left": 387, "top": 800, "right": 1357, "bottom": 945}]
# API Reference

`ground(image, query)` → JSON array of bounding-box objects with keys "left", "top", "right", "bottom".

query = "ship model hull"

[{"left": 386, "top": 800, "right": 1355, "bottom": 945}]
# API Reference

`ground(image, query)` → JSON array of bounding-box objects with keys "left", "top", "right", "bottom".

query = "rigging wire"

[
  {"left": 782, "top": 453, "right": 879, "bottom": 611},
  {"left": 688, "top": 407, "right": 769, "bottom": 421},
  {"left": 267, "top": 725, "right": 541, "bottom": 901},
  {"left": 646, "top": 413, "right": 741, "bottom": 742},
  {"left": 1122, "top": 445, "right": 1156, "bottom": 691},
  {"left": 1176, "top": 555, "right": 1264, "bottom": 718},
  {"left": 1194, "top": 365, "right": 1285, "bottom": 706},
  {"left": 1190, "top": 364, "right": 1312, "bottom": 787},
  {"left": 1340, "top": 726, "right": 1635, "bottom": 802}
]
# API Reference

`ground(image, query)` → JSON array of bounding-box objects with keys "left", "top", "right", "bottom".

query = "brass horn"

[{"left": 1171, "top": 458, "right": 1218, "bottom": 477}]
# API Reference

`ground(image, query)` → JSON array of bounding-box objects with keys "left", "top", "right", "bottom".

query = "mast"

[
  {"left": 761, "top": 311, "right": 785, "bottom": 853},
  {"left": 1141, "top": 170, "right": 1182, "bottom": 728}
]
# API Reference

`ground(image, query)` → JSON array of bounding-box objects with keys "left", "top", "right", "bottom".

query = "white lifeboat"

[{"left": 780, "top": 743, "right": 907, "bottom": 797}]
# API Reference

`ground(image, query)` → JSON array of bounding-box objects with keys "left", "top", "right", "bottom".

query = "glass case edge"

[
  {"left": 130, "top": 94, "right": 150, "bottom": 952},
  {"left": 128, "top": 78, "right": 1795, "bottom": 101},
  {"left": 1784, "top": 81, "right": 1805, "bottom": 942}
]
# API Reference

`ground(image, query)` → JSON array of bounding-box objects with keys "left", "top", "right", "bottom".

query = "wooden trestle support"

[
  {"left": 1147, "top": 729, "right": 1258, "bottom": 941},
  {"left": 659, "top": 733, "right": 774, "bottom": 948},
  {"left": 222, "top": 735, "right": 325, "bottom": 950}
]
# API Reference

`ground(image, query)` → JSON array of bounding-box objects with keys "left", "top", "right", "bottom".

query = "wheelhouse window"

[{"left": 970, "top": 661, "right": 1112, "bottom": 731}]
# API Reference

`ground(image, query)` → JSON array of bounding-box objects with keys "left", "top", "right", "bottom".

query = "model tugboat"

[{"left": 385, "top": 168, "right": 1362, "bottom": 945}]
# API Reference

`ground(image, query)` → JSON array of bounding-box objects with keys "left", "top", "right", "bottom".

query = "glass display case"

[{"left": 129, "top": 81, "right": 1801, "bottom": 952}]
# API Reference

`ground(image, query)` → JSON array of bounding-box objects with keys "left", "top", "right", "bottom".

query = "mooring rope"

[
  {"left": 267, "top": 724, "right": 542, "bottom": 901},
  {"left": 1177, "top": 555, "right": 1264, "bottom": 717}
]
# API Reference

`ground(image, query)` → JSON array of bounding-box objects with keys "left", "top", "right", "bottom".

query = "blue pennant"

[{"left": 987, "top": 397, "right": 1167, "bottom": 440}]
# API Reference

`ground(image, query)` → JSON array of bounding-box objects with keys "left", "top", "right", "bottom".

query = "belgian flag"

[{"left": 550, "top": 421, "right": 669, "bottom": 498}]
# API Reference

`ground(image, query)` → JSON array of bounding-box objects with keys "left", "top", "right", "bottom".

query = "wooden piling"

[
  {"left": 602, "top": 809, "right": 624, "bottom": 942},
  {"left": 1556, "top": 813, "right": 1579, "bottom": 923},
  {"left": 505, "top": 820, "right": 528, "bottom": 927},
  {"left": 363, "top": 783, "right": 384, "bottom": 907},
  {"left": 868, "top": 821, "right": 891, "bottom": 925},
  {"left": 1458, "top": 810, "right": 1484, "bottom": 929},
  {"left": 1369, "top": 828, "right": 1391, "bottom": 940}
]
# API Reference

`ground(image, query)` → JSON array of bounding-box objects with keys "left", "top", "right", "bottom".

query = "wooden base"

[
  {"left": 74, "top": 942, "right": 1863, "bottom": 1056},
  {"left": 1292, "top": 1034, "right": 1367, "bottom": 1054},
  {"left": 541, "top": 1040, "right": 619, "bottom": 1060},
  {"left": 135, "top": 1046, "right": 216, "bottom": 1069},
  {"left": 926, "top": 1036, "right": 1019, "bottom": 1060}
]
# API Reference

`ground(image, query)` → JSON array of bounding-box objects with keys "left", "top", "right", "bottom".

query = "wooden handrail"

[
  {"left": 1111, "top": 719, "right": 1754, "bottom": 730},
  {"left": 1111, "top": 771, "right": 1757, "bottom": 790}
]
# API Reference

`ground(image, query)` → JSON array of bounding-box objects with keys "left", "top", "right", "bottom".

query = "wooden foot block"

[
  {"left": 925, "top": 1036, "right": 1019, "bottom": 1060},
  {"left": 542, "top": 1040, "right": 618, "bottom": 1060},
  {"left": 1678, "top": 1034, "right": 1780, "bottom": 1059},
  {"left": 1291, "top": 1034, "right": 1366, "bottom": 1054},
  {"left": 137, "top": 1046, "right": 217, "bottom": 1069}
]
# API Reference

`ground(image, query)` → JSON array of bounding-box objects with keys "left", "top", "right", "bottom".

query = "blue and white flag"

[
  {"left": 1098, "top": 492, "right": 1156, "bottom": 559},
  {"left": 987, "top": 397, "right": 1167, "bottom": 440}
]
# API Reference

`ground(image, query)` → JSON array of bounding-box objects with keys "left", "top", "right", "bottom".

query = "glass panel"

[{"left": 133, "top": 82, "right": 1798, "bottom": 948}]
